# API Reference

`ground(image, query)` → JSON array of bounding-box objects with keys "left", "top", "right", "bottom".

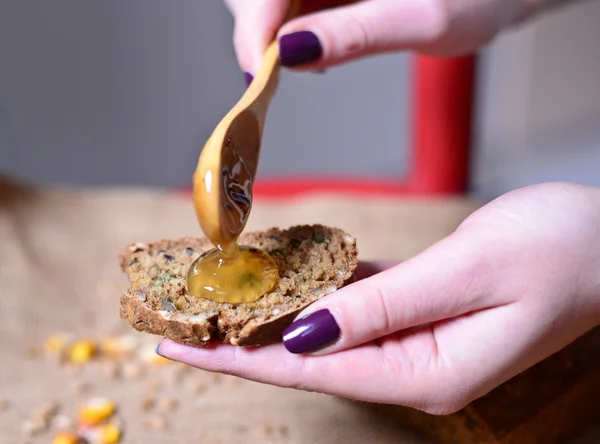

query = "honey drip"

[{"left": 188, "top": 135, "right": 278, "bottom": 304}]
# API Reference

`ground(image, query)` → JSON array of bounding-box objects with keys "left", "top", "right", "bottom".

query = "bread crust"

[{"left": 119, "top": 225, "right": 358, "bottom": 347}]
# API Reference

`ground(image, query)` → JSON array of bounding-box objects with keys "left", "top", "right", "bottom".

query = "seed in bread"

[{"left": 118, "top": 225, "right": 358, "bottom": 347}]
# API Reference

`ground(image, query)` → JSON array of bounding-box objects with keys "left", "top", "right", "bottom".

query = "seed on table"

[
  {"left": 139, "top": 397, "right": 156, "bottom": 412},
  {"left": 159, "top": 398, "right": 178, "bottom": 412}
]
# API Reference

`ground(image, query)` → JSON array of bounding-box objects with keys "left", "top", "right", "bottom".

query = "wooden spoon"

[{"left": 192, "top": 2, "right": 300, "bottom": 253}]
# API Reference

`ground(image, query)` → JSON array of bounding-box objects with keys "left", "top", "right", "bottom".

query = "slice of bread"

[{"left": 118, "top": 225, "right": 358, "bottom": 347}]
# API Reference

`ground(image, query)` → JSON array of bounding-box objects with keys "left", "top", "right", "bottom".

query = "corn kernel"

[
  {"left": 160, "top": 397, "right": 178, "bottom": 412},
  {"left": 69, "top": 340, "right": 96, "bottom": 364},
  {"left": 78, "top": 398, "right": 116, "bottom": 426},
  {"left": 45, "top": 334, "right": 72, "bottom": 354},
  {"left": 101, "top": 335, "right": 137, "bottom": 358},
  {"left": 52, "top": 431, "right": 80, "bottom": 444},
  {"left": 122, "top": 362, "right": 142, "bottom": 379},
  {"left": 21, "top": 419, "right": 46, "bottom": 436},
  {"left": 52, "top": 414, "right": 73, "bottom": 431},
  {"left": 152, "top": 354, "right": 171, "bottom": 365},
  {"left": 98, "top": 424, "right": 121, "bottom": 444},
  {"left": 99, "top": 337, "right": 119, "bottom": 357},
  {"left": 141, "top": 345, "right": 170, "bottom": 366}
]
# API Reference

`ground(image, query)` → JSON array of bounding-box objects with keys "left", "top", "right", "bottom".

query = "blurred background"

[
  {"left": 0, "top": 0, "right": 599, "bottom": 199},
  {"left": 1, "top": 4, "right": 600, "bottom": 443}
]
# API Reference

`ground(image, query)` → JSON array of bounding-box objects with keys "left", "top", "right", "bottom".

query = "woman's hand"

[
  {"left": 157, "top": 182, "right": 600, "bottom": 414},
  {"left": 225, "top": 0, "right": 544, "bottom": 78}
]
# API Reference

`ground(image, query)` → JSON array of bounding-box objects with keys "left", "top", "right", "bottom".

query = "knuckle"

[
  {"left": 421, "top": 0, "right": 452, "bottom": 43},
  {"left": 379, "top": 352, "right": 405, "bottom": 382},
  {"left": 370, "top": 286, "right": 394, "bottom": 336},
  {"left": 342, "top": 12, "right": 369, "bottom": 56},
  {"left": 286, "top": 358, "right": 312, "bottom": 392}
]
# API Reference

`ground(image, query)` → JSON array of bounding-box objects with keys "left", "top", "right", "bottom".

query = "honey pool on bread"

[{"left": 187, "top": 246, "right": 278, "bottom": 304}]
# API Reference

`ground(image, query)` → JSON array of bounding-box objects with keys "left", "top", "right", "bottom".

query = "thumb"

[
  {"left": 226, "top": 0, "right": 292, "bottom": 76},
  {"left": 282, "top": 232, "right": 495, "bottom": 355},
  {"left": 277, "top": 0, "right": 445, "bottom": 69}
]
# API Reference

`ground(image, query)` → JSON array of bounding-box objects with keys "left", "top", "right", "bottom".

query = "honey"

[
  {"left": 187, "top": 246, "right": 278, "bottom": 304},
  {"left": 189, "top": 135, "right": 278, "bottom": 304}
]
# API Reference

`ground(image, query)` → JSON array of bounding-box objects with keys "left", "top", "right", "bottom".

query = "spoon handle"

[{"left": 240, "top": 0, "right": 302, "bottom": 123}]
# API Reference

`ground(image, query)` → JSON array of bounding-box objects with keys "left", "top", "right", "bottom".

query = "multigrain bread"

[{"left": 119, "top": 225, "right": 358, "bottom": 347}]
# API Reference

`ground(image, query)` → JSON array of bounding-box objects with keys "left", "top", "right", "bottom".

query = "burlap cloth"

[{"left": 0, "top": 178, "right": 596, "bottom": 443}]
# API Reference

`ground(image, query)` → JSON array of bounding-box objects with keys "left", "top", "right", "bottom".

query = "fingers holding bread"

[{"left": 282, "top": 233, "right": 495, "bottom": 356}]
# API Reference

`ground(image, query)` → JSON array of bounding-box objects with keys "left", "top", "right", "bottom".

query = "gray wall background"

[{"left": 0, "top": 0, "right": 599, "bottom": 198}]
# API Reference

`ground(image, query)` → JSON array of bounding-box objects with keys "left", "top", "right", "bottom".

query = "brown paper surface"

[{"left": 0, "top": 178, "right": 596, "bottom": 443}]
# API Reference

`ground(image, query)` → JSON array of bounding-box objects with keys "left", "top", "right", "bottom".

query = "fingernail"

[
  {"left": 279, "top": 31, "right": 322, "bottom": 67},
  {"left": 283, "top": 309, "right": 340, "bottom": 354},
  {"left": 155, "top": 342, "right": 163, "bottom": 356},
  {"left": 244, "top": 72, "right": 254, "bottom": 87}
]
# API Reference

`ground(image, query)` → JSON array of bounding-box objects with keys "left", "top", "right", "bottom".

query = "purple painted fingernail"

[
  {"left": 279, "top": 31, "right": 322, "bottom": 67},
  {"left": 283, "top": 309, "right": 340, "bottom": 354},
  {"left": 244, "top": 72, "right": 254, "bottom": 87}
]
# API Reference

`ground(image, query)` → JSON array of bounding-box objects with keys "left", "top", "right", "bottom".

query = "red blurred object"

[
  {"left": 179, "top": 54, "right": 477, "bottom": 200},
  {"left": 406, "top": 55, "right": 476, "bottom": 194}
]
